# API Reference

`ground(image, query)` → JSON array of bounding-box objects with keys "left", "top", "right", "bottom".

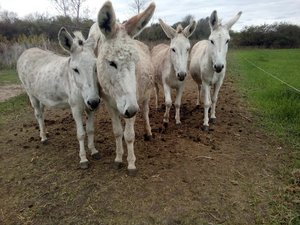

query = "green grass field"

[
  {"left": 227, "top": 48, "right": 300, "bottom": 224},
  {"left": 0, "top": 69, "right": 20, "bottom": 86},
  {"left": 227, "top": 48, "right": 300, "bottom": 145}
]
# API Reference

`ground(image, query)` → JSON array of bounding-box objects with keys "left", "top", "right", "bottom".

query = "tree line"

[{"left": 1, "top": 3, "right": 300, "bottom": 48}]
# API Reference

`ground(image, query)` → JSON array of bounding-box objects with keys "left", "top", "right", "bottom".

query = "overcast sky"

[{"left": 1, "top": 0, "right": 300, "bottom": 31}]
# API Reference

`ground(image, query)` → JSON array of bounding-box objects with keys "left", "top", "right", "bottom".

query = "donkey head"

[
  {"left": 208, "top": 10, "right": 242, "bottom": 73},
  {"left": 159, "top": 19, "right": 196, "bottom": 81},
  {"left": 58, "top": 27, "right": 100, "bottom": 111},
  {"left": 96, "top": 1, "right": 155, "bottom": 118}
]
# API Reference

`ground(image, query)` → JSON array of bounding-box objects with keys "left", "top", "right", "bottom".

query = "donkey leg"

[
  {"left": 202, "top": 83, "right": 211, "bottom": 131},
  {"left": 142, "top": 95, "right": 153, "bottom": 141},
  {"left": 154, "top": 82, "right": 159, "bottom": 111},
  {"left": 71, "top": 107, "right": 88, "bottom": 169},
  {"left": 105, "top": 103, "right": 124, "bottom": 169},
  {"left": 124, "top": 116, "right": 137, "bottom": 176},
  {"left": 29, "top": 96, "right": 47, "bottom": 142},
  {"left": 86, "top": 109, "right": 101, "bottom": 160},
  {"left": 163, "top": 84, "right": 172, "bottom": 127},
  {"left": 210, "top": 77, "right": 224, "bottom": 124},
  {"left": 174, "top": 84, "right": 185, "bottom": 128},
  {"left": 196, "top": 83, "right": 202, "bottom": 107}
]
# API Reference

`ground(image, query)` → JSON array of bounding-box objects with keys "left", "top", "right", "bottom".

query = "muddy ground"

[{"left": 0, "top": 74, "right": 292, "bottom": 224}]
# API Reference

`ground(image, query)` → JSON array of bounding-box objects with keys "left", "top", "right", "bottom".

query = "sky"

[{"left": 1, "top": 0, "right": 300, "bottom": 31}]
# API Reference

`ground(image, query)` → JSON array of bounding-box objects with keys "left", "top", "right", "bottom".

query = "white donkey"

[
  {"left": 190, "top": 10, "right": 242, "bottom": 131},
  {"left": 17, "top": 27, "right": 101, "bottom": 169},
  {"left": 151, "top": 19, "right": 196, "bottom": 128},
  {"left": 92, "top": 1, "right": 155, "bottom": 176}
]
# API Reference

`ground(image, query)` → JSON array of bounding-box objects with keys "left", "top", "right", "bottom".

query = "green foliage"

[
  {"left": 227, "top": 49, "right": 300, "bottom": 143},
  {"left": 235, "top": 22, "right": 300, "bottom": 48}
]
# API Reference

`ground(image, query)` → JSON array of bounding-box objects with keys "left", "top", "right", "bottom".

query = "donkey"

[
  {"left": 190, "top": 10, "right": 242, "bottom": 131},
  {"left": 93, "top": 1, "right": 155, "bottom": 176},
  {"left": 17, "top": 27, "right": 101, "bottom": 169},
  {"left": 151, "top": 19, "right": 196, "bottom": 128}
]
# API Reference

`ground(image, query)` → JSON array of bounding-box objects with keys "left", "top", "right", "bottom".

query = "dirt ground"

[
  {"left": 0, "top": 74, "right": 291, "bottom": 224},
  {"left": 0, "top": 84, "right": 24, "bottom": 102}
]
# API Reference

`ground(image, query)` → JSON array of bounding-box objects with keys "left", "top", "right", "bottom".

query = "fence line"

[{"left": 233, "top": 46, "right": 300, "bottom": 94}]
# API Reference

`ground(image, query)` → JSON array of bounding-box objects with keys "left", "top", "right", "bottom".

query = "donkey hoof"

[
  {"left": 92, "top": 152, "right": 101, "bottom": 160},
  {"left": 163, "top": 122, "right": 168, "bottom": 128},
  {"left": 80, "top": 161, "right": 89, "bottom": 169},
  {"left": 113, "top": 162, "right": 122, "bottom": 170},
  {"left": 210, "top": 118, "right": 216, "bottom": 124},
  {"left": 128, "top": 169, "right": 137, "bottom": 177},
  {"left": 176, "top": 123, "right": 182, "bottom": 129},
  {"left": 196, "top": 105, "right": 200, "bottom": 109},
  {"left": 144, "top": 135, "right": 154, "bottom": 141},
  {"left": 42, "top": 140, "right": 48, "bottom": 145},
  {"left": 202, "top": 125, "right": 209, "bottom": 131}
]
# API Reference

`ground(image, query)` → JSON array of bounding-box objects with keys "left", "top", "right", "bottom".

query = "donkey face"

[
  {"left": 96, "top": 1, "right": 155, "bottom": 118},
  {"left": 159, "top": 19, "right": 196, "bottom": 81},
  {"left": 58, "top": 28, "right": 100, "bottom": 111},
  {"left": 208, "top": 10, "right": 242, "bottom": 73}
]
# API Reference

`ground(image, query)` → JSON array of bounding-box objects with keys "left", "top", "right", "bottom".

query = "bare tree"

[
  {"left": 50, "top": 0, "right": 71, "bottom": 17},
  {"left": 128, "top": 0, "right": 150, "bottom": 15},
  {"left": 70, "top": 0, "right": 86, "bottom": 21}
]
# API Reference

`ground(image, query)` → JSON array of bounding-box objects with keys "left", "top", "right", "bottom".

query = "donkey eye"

[
  {"left": 73, "top": 68, "right": 79, "bottom": 73},
  {"left": 187, "top": 48, "right": 190, "bottom": 52},
  {"left": 109, "top": 61, "right": 117, "bottom": 69},
  {"left": 226, "top": 39, "right": 229, "bottom": 44},
  {"left": 172, "top": 48, "right": 176, "bottom": 53},
  {"left": 210, "top": 40, "right": 214, "bottom": 45}
]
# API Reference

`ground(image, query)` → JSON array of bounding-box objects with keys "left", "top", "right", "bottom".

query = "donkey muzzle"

[
  {"left": 177, "top": 72, "right": 187, "bottom": 81},
  {"left": 87, "top": 96, "right": 101, "bottom": 110},
  {"left": 214, "top": 64, "right": 224, "bottom": 73}
]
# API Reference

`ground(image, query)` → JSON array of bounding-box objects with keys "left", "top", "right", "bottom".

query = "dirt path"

[
  {"left": 0, "top": 74, "right": 289, "bottom": 224},
  {"left": 0, "top": 84, "right": 24, "bottom": 102}
]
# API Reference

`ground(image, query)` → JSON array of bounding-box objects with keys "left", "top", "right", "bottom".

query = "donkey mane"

[
  {"left": 100, "top": 28, "right": 139, "bottom": 62},
  {"left": 176, "top": 24, "right": 183, "bottom": 33}
]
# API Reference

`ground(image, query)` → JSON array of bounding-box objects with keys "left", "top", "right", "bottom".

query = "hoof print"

[{"left": 42, "top": 140, "right": 48, "bottom": 145}]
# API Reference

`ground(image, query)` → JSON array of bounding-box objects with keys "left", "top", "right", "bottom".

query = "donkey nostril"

[
  {"left": 185, "top": 73, "right": 187, "bottom": 77},
  {"left": 214, "top": 65, "right": 217, "bottom": 69},
  {"left": 222, "top": 65, "right": 224, "bottom": 68},
  {"left": 125, "top": 110, "right": 130, "bottom": 117},
  {"left": 88, "top": 101, "right": 91, "bottom": 106}
]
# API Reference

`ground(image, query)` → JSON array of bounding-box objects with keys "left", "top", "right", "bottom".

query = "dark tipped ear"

[
  {"left": 124, "top": 2, "right": 156, "bottom": 38},
  {"left": 97, "top": 1, "right": 116, "bottom": 39},
  {"left": 158, "top": 18, "right": 176, "bottom": 39},
  {"left": 209, "top": 10, "right": 218, "bottom": 31},
  {"left": 225, "top": 11, "right": 242, "bottom": 30},
  {"left": 58, "top": 27, "right": 74, "bottom": 53},
  {"left": 183, "top": 20, "right": 196, "bottom": 38}
]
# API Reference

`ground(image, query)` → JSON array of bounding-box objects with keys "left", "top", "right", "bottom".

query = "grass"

[
  {"left": 227, "top": 49, "right": 300, "bottom": 145},
  {"left": 227, "top": 48, "right": 300, "bottom": 225},
  {"left": 0, "top": 68, "right": 20, "bottom": 86},
  {"left": 0, "top": 68, "right": 28, "bottom": 127}
]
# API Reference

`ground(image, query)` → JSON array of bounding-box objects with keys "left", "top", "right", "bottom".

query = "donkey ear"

[
  {"left": 209, "top": 10, "right": 219, "bottom": 31},
  {"left": 158, "top": 18, "right": 176, "bottom": 39},
  {"left": 97, "top": 1, "right": 116, "bottom": 39},
  {"left": 87, "top": 22, "right": 101, "bottom": 50},
  {"left": 224, "top": 11, "right": 242, "bottom": 30},
  {"left": 58, "top": 27, "right": 74, "bottom": 53},
  {"left": 124, "top": 2, "right": 156, "bottom": 38},
  {"left": 183, "top": 20, "right": 196, "bottom": 38}
]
